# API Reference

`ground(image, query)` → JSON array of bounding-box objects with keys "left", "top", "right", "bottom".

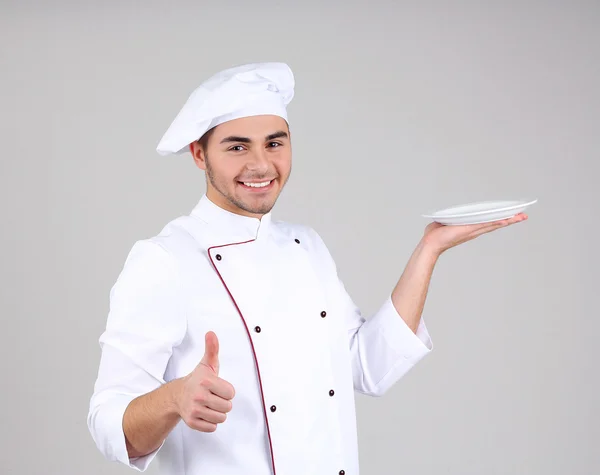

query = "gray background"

[{"left": 1, "top": 1, "right": 598, "bottom": 474}]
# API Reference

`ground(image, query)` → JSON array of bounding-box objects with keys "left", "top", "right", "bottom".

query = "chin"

[
  {"left": 247, "top": 201, "right": 275, "bottom": 215},
  {"left": 229, "top": 195, "right": 276, "bottom": 216}
]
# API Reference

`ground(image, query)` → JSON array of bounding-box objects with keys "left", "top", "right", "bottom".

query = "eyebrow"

[
  {"left": 266, "top": 131, "right": 289, "bottom": 141},
  {"left": 219, "top": 130, "right": 289, "bottom": 144}
]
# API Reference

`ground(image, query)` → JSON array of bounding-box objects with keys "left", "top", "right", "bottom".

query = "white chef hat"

[{"left": 156, "top": 62, "right": 295, "bottom": 155}]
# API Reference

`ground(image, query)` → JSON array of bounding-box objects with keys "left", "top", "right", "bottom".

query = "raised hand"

[
  {"left": 422, "top": 212, "right": 528, "bottom": 256},
  {"left": 176, "top": 331, "right": 236, "bottom": 432}
]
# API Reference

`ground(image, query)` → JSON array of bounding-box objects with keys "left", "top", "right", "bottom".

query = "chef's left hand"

[{"left": 422, "top": 212, "right": 528, "bottom": 257}]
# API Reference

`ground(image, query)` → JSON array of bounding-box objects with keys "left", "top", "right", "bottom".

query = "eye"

[
  {"left": 229, "top": 145, "right": 246, "bottom": 152},
  {"left": 268, "top": 142, "right": 282, "bottom": 148}
]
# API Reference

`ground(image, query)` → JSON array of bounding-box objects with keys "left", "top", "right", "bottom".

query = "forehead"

[{"left": 212, "top": 115, "right": 289, "bottom": 139}]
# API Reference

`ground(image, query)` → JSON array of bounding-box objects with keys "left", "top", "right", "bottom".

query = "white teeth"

[{"left": 243, "top": 180, "right": 272, "bottom": 188}]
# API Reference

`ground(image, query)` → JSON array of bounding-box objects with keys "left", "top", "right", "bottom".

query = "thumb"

[{"left": 199, "top": 331, "right": 219, "bottom": 375}]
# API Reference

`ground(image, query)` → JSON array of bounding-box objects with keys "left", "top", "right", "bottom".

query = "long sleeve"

[
  {"left": 87, "top": 239, "right": 187, "bottom": 471},
  {"left": 337, "top": 279, "right": 432, "bottom": 397},
  {"left": 307, "top": 228, "right": 433, "bottom": 397}
]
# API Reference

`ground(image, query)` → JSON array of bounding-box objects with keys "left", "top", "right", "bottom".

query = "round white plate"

[{"left": 422, "top": 199, "right": 537, "bottom": 225}]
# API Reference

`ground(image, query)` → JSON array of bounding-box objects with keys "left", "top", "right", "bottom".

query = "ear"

[{"left": 190, "top": 141, "right": 207, "bottom": 171}]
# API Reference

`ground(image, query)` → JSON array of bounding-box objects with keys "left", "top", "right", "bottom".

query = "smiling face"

[{"left": 190, "top": 115, "right": 292, "bottom": 219}]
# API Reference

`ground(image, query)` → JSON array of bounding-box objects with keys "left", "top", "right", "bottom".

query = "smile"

[{"left": 239, "top": 180, "right": 274, "bottom": 189}]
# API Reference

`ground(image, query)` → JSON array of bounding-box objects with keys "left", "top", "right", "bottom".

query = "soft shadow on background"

[{"left": 1, "top": 1, "right": 598, "bottom": 474}]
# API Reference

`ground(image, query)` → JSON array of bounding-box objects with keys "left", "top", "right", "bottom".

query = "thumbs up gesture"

[{"left": 176, "top": 331, "right": 236, "bottom": 432}]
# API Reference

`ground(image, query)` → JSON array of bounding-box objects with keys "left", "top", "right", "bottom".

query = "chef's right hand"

[{"left": 176, "top": 331, "right": 236, "bottom": 432}]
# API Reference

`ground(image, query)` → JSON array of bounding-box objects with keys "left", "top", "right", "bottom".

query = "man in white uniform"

[{"left": 87, "top": 62, "right": 527, "bottom": 475}]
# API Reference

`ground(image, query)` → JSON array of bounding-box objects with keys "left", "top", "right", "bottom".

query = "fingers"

[
  {"left": 182, "top": 384, "right": 234, "bottom": 432},
  {"left": 202, "top": 376, "right": 236, "bottom": 401},
  {"left": 193, "top": 382, "right": 234, "bottom": 412},
  {"left": 199, "top": 331, "right": 220, "bottom": 375},
  {"left": 186, "top": 418, "right": 218, "bottom": 433},
  {"left": 189, "top": 390, "right": 232, "bottom": 432},
  {"left": 192, "top": 404, "right": 229, "bottom": 424},
  {"left": 468, "top": 213, "right": 527, "bottom": 237},
  {"left": 469, "top": 221, "right": 507, "bottom": 238},
  {"left": 181, "top": 332, "right": 236, "bottom": 433}
]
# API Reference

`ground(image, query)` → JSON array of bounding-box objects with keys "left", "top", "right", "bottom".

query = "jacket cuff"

[
  {"left": 92, "top": 395, "right": 163, "bottom": 472},
  {"left": 372, "top": 295, "right": 433, "bottom": 360}
]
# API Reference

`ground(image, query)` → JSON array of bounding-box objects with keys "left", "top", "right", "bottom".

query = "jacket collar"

[{"left": 190, "top": 194, "right": 272, "bottom": 242}]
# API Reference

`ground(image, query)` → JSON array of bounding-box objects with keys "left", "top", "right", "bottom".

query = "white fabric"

[
  {"left": 156, "top": 62, "right": 295, "bottom": 156},
  {"left": 87, "top": 195, "right": 434, "bottom": 475}
]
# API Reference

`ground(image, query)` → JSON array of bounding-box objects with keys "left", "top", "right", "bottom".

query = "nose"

[{"left": 245, "top": 149, "right": 270, "bottom": 174}]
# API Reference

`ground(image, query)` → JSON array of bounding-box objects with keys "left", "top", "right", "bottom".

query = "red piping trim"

[{"left": 207, "top": 239, "right": 277, "bottom": 475}]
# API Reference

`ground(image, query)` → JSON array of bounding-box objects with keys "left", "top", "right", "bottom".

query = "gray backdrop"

[{"left": 1, "top": 1, "right": 598, "bottom": 474}]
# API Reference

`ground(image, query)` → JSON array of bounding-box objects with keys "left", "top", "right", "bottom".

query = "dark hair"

[{"left": 197, "top": 126, "right": 216, "bottom": 152}]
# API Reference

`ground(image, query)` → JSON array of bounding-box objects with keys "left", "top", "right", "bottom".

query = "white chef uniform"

[{"left": 87, "top": 62, "right": 433, "bottom": 475}]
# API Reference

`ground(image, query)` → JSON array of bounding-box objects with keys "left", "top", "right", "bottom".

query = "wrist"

[
  {"left": 416, "top": 237, "right": 443, "bottom": 262},
  {"left": 165, "top": 378, "right": 184, "bottom": 417}
]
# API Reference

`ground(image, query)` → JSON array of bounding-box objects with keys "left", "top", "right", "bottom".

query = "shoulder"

[
  {"left": 134, "top": 214, "right": 206, "bottom": 256},
  {"left": 119, "top": 215, "right": 201, "bottom": 272}
]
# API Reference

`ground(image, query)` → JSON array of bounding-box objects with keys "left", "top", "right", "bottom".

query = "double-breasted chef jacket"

[{"left": 88, "top": 194, "right": 433, "bottom": 475}]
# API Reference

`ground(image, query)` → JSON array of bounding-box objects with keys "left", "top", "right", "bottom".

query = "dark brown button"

[
  {"left": 295, "top": 238, "right": 300, "bottom": 244},
  {"left": 270, "top": 405, "right": 276, "bottom": 412},
  {"left": 339, "top": 471, "right": 345, "bottom": 475},
  {"left": 329, "top": 389, "right": 335, "bottom": 396},
  {"left": 321, "top": 311, "right": 327, "bottom": 318},
  {"left": 215, "top": 254, "right": 222, "bottom": 261},
  {"left": 254, "top": 326, "right": 261, "bottom": 333}
]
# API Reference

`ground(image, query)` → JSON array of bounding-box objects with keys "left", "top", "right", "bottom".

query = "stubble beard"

[{"left": 205, "top": 156, "right": 282, "bottom": 216}]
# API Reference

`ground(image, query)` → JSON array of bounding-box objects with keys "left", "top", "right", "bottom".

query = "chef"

[{"left": 87, "top": 62, "right": 527, "bottom": 475}]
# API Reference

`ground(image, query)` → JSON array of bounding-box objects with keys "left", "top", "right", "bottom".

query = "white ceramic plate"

[{"left": 422, "top": 199, "right": 537, "bottom": 225}]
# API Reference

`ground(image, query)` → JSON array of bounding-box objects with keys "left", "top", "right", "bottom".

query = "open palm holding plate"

[{"left": 422, "top": 199, "right": 538, "bottom": 225}]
